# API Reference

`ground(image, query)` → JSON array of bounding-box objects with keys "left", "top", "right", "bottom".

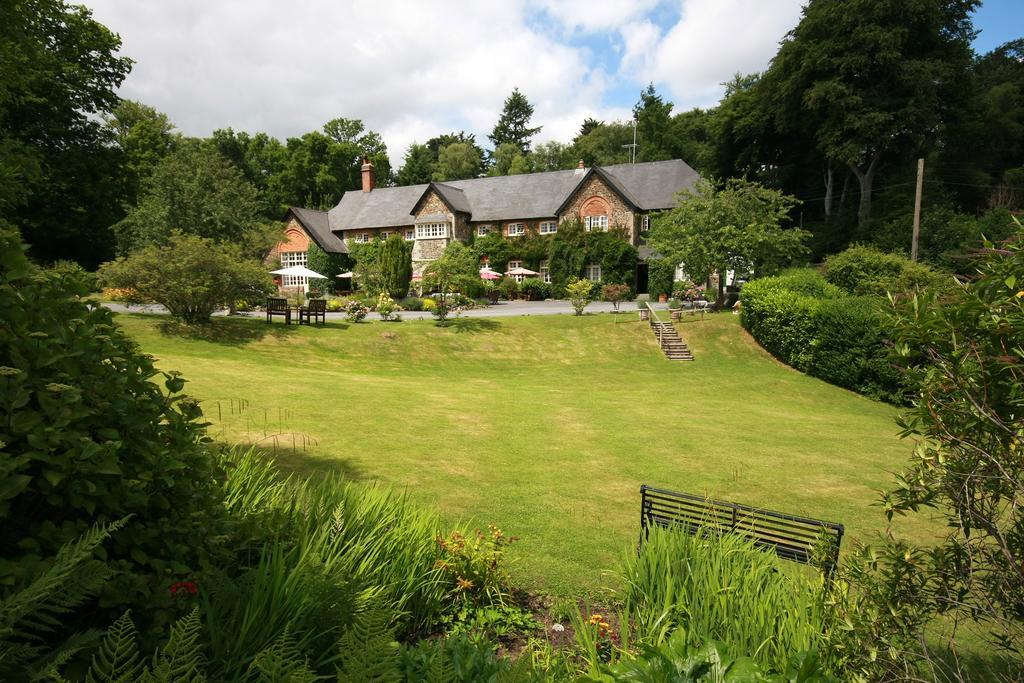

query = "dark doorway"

[{"left": 635, "top": 263, "right": 649, "bottom": 294}]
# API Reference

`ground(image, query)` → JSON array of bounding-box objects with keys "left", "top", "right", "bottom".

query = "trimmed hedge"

[{"left": 740, "top": 270, "right": 905, "bottom": 402}]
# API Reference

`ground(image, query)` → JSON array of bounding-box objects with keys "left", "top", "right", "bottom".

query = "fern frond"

[
  {"left": 0, "top": 518, "right": 127, "bottom": 638},
  {"left": 249, "top": 629, "right": 317, "bottom": 683},
  {"left": 85, "top": 611, "right": 142, "bottom": 683},
  {"left": 144, "top": 607, "right": 206, "bottom": 683},
  {"left": 336, "top": 599, "right": 400, "bottom": 683},
  {"left": 29, "top": 628, "right": 102, "bottom": 682}
]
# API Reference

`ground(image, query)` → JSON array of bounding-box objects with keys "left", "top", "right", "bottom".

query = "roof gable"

[
  {"left": 409, "top": 182, "right": 472, "bottom": 217},
  {"left": 554, "top": 167, "right": 640, "bottom": 216},
  {"left": 287, "top": 207, "right": 348, "bottom": 254}
]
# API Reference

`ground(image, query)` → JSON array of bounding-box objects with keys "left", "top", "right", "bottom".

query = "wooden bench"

[
  {"left": 266, "top": 297, "right": 291, "bottom": 324},
  {"left": 640, "top": 484, "right": 844, "bottom": 579},
  {"left": 299, "top": 298, "right": 326, "bottom": 325}
]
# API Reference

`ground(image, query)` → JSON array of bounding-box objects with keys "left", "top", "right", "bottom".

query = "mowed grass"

[{"left": 115, "top": 311, "right": 938, "bottom": 596}]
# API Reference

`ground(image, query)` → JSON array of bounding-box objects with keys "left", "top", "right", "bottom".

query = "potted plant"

[{"left": 637, "top": 299, "right": 650, "bottom": 321}]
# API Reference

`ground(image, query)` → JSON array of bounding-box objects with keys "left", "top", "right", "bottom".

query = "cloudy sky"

[{"left": 84, "top": 0, "right": 1021, "bottom": 167}]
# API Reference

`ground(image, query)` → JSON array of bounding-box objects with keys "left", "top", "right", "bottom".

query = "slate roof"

[
  {"left": 323, "top": 159, "right": 699, "bottom": 233},
  {"left": 288, "top": 207, "right": 348, "bottom": 254}
]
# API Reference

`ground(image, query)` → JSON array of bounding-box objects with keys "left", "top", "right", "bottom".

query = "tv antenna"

[{"left": 622, "top": 117, "right": 638, "bottom": 164}]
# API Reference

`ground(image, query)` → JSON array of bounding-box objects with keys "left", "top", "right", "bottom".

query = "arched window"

[{"left": 580, "top": 196, "right": 611, "bottom": 232}]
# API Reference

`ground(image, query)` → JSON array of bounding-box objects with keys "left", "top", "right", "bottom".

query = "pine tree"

[
  {"left": 395, "top": 143, "right": 435, "bottom": 186},
  {"left": 488, "top": 88, "right": 542, "bottom": 154}
]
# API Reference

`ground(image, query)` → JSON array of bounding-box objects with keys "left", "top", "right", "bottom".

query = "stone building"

[{"left": 281, "top": 156, "right": 700, "bottom": 293}]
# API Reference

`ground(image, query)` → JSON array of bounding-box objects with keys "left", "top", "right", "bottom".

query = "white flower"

[{"left": 551, "top": 623, "right": 565, "bottom": 633}]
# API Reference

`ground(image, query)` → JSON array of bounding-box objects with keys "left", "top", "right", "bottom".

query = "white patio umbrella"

[
  {"left": 269, "top": 265, "right": 327, "bottom": 279},
  {"left": 335, "top": 271, "right": 355, "bottom": 278},
  {"left": 505, "top": 266, "right": 538, "bottom": 277},
  {"left": 479, "top": 266, "right": 502, "bottom": 280}
]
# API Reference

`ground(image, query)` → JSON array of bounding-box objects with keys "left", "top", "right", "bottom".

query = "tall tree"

[
  {"left": 433, "top": 142, "right": 482, "bottom": 181},
  {"left": 571, "top": 121, "right": 633, "bottom": 167},
  {"left": 395, "top": 143, "right": 435, "bottom": 186},
  {"left": 488, "top": 88, "right": 542, "bottom": 153},
  {"left": 489, "top": 142, "right": 528, "bottom": 176},
  {"left": 379, "top": 232, "right": 412, "bottom": 298},
  {"left": 206, "top": 128, "right": 289, "bottom": 218},
  {"left": 104, "top": 100, "right": 178, "bottom": 205},
  {"left": 532, "top": 140, "right": 576, "bottom": 172},
  {"left": 764, "top": 0, "right": 978, "bottom": 229},
  {"left": 0, "top": 0, "right": 133, "bottom": 267},
  {"left": 113, "top": 141, "right": 272, "bottom": 254},
  {"left": 633, "top": 83, "right": 674, "bottom": 162}
]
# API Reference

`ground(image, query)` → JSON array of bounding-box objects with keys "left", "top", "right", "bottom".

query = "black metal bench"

[
  {"left": 266, "top": 297, "right": 291, "bottom": 324},
  {"left": 640, "top": 484, "right": 844, "bottom": 579}
]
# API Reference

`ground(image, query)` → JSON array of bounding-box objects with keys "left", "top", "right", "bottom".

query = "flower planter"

[
  {"left": 658, "top": 293, "right": 668, "bottom": 303},
  {"left": 639, "top": 309, "right": 650, "bottom": 321}
]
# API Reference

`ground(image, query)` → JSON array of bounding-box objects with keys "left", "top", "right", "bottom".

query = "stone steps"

[{"left": 649, "top": 320, "right": 694, "bottom": 361}]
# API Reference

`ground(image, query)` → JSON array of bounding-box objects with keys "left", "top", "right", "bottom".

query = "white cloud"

[
  {"left": 81, "top": 0, "right": 806, "bottom": 168},
  {"left": 83, "top": 0, "right": 623, "bottom": 167},
  {"left": 531, "top": 0, "right": 662, "bottom": 34},
  {"left": 629, "top": 0, "right": 805, "bottom": 109}
]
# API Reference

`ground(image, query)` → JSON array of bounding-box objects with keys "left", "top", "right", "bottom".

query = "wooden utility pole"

[{"left": 911, "top": 157, "right": 924, "bottom": 261}]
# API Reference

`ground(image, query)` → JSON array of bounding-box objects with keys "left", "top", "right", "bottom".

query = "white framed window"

[
  {"left": 584, "top": 215, "right": 609, "bottom": 232},
  {"left": 351, "top": 233, "right": 371, "bottom": 244},
  {"left": 280, "top": 251, "right": 307, "bottom": 288},
  {"left": 539, "top": 221, "right": 557, "bottom": 234},
  {"left": 477, "top": 224, "right": 492, "bottom": 236},
  {"left": 507, "top": 223, "right": 525, "bottom": 236},
  {"left": 539, "top": 259, "right": 551, "bottom": 284},
  {"left": 641, "top": 214, "right": 650, "bottom": 232},
  {"left": 586, "top": 263, "right": 602, "bottom": 282},
  {"left": 415, "top": 222, "right": 449, "bottom": 239},
  {"left": 404, "top": 229, "right": 414, "bottom": 240},
  {"left": 380, "top": 230, "right": 392, "bottom": 240},
  {"left": 507, "top": 260, "right": 524, "bottom": 282}
]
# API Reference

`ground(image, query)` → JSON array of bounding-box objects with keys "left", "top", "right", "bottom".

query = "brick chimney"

[
  {"left": 574, "top": 159, "right": 586, "bottom": 175},
  {"left": 361, "top": 156, "right": 376, "bottom": 192}
]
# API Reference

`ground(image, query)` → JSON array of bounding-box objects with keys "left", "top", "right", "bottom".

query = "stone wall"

[{"left": 559, "top": 175, "right": 636, "bottom": 243}]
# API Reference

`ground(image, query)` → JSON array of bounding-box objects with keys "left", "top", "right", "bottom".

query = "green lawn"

[{"left": 115, "top": 311, "right": 938, "bottom": 596}]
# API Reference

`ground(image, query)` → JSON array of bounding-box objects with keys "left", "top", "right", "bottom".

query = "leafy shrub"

[
  {"left": 0, "top": 226, "right": 230, "bottom": 629},
  {"left": 306, "top": 241, "right": 352, "bottom": 296},
  {"left": 422, "top": 297, "right": 437, "bottom": 312},
  {"left": 99, "top": 286, "right": 137, "bottom": 302},
  {"left": 376, "top": 292, "right": 402, "bottom": 321},
  {"left": 822, "top": 244, "right": 950, "bottom": 297},
  {"left": 380, "top": 233, "right": 413, "bottom": 299},
  {"left": 98, "top": 233, "right": 274, "bottom": 323},
  {"left": 518, "top": 277, "right": 549, "bottom": 301},
  {"left": 497, "top": 276, "right": 519, "bottom": 301},
  {"left": 401, "top": 296, "right": 423, "bottom": 311},
  {"left": 741, "top": 270, "right": 906, "bottom": 401},
  {"left": 326, "top": 298, "right": 345, "bottom": 312},
  {"left": 565, "top": 277, "right": 595, "bottom": 316},
  {"left": 344, "top": 299, "right": 369, "bottom": 322},
  {"left": 601, "top": 283, "right": 632, "bottom": 311},
  {"left": 46, "top": 259, "right": 97, "bottom": 292}
]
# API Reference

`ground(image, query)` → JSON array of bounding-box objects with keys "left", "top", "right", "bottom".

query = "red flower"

[{"left": 170, "top": 580, "right": 198, "bottom": 596}]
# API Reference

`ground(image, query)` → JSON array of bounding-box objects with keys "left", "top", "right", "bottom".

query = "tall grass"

[
  {"left": 617, "top": 525, "right": 829, "bottom": 673},
  {"left": 200, "top": 446, "right": 450, "bottom": 678}
]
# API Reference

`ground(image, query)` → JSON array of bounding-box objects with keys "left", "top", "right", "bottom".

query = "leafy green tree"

[
  {"left": 471, "top": 233, "right": 513, "bottom": 274},
  {"left": 103, "top": 100, "right": 178, "bottom": 205},
  {"left": 634, "top": 83, "right": 674, "bottom": 162},
  {"left": 488, "top": 88, "right": 542, "bottom": 153},
  {"left": 577, "top": 117, "right": 603, "bottom": 139},
  {"left": 207, "top": 128, "right": 290, "bottom": 218},
  {"left": 764, "top": 0, "right": 978, "bottom": 228},
  {"left": 99, "top": 233, "right": 274, "bottom": 323},
  {"left": 395, "top": 143, "right": 435, "bottom": 186},
  {"left": 423, "top": 241, "right": 479, "bottom": 325},
  {"left": 113, "top": 141, "right": 268, "bottom": 253},
  {"left": 489, "top": 143, "right": 530, "bottom": 176},
  {"left": 648, "top": 178, "right": 809, "bottom": 302},
  {"left": 532, "top": 140, "right": 576, "bottom": 172},
  {"left": 882, "top": 224, "right": 1024, "bottom": 659},
  {"left": 379, "top": 233, "right": 412, "bottom": 298},
  {"left": 434, "top": 142, "right": 483, "bottom": 181},
  {"left": 0, "top": 0, "right": 133, "bottom": 267},
  {"left": 570, "top": 121, "right": 633, "bottom": 167}
]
